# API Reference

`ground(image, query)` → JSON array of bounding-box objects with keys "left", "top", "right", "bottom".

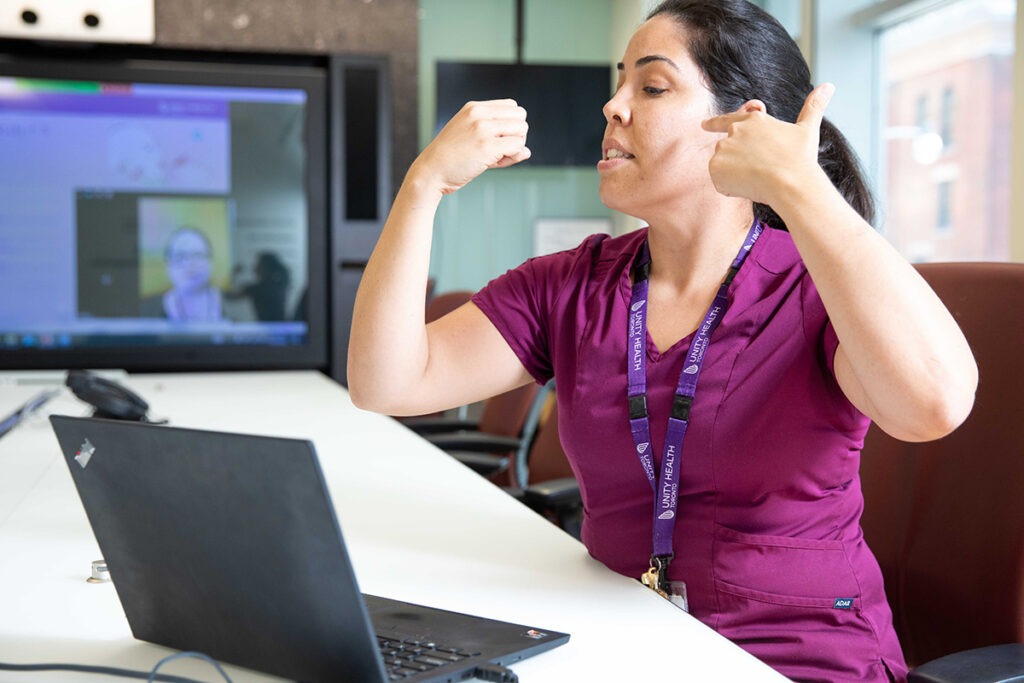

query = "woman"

[
  {"left": 144, "top": 227, "right": 224, "bottom": 322},
  {"left": 348, "top": 1, "right": 977, "bottom": 680}
]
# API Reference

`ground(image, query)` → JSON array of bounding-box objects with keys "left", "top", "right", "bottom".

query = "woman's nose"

[{"left": 602, "top": 90, "right": 629, "bottom": 126}]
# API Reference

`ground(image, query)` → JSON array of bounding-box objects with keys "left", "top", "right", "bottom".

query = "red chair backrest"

[{"left": 860, "top": 262, "right": 1024, "bottom": 666}]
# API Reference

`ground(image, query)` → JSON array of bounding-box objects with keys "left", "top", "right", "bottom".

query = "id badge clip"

[{"left": 641, "top": 555, "right": 688, "bottom": 613}]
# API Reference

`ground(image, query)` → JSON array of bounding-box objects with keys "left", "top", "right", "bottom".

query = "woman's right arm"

[{"left": 347, "top": 100, "right": 535, "bottom": 416}]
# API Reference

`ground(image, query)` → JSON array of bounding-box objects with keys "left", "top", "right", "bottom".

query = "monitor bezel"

[{"left": 0, "top": 43, "right": 330, "bottom": 374}]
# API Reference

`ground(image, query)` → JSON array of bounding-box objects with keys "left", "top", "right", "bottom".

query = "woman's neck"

[
  {"left": 637, "top": 208, "right": 755, "bottom": 354},
  {"left": 644, "top": 207, "right": 755, "bottom": 296}
]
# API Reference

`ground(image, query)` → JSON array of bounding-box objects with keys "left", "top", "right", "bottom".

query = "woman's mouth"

[{"left": 604, "top": 148, "right": 634, "bottom": 161}]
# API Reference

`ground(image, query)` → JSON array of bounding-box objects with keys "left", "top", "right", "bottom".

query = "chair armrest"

[
  {"left": 521, "top": 477, "right": 582, "bottom": 511},
  {"left": 449, "top": 451, "right": 508, "bottom": 476},
  {"left": 399, "top": 417, "right": 480, "bottom": 435},
  {"left": 504, "top": 478, "right": 583, "bottom": 539},
  {"left": 908, "top": 643, "right": 1024, "bottom": 683},
  {"left": 424, "top": 432, "right": 521, "bottom": 453},
  {"left": 420, "top": 433, "right": 519, "bottom": 478}
]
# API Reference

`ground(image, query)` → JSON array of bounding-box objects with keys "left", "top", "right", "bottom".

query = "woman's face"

[
  {"left": 598, "top": 15, "right": 721, "bottom": 218},
  {"left": 166, "top": 231, "right": 213, "bottom": 294}
]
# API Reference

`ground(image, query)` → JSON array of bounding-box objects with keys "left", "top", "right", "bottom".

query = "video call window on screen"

[{"left": 0, "top": 52, "right": 328, "bottom": 370}]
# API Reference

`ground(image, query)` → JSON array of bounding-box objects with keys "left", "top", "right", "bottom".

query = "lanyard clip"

[
  {"left": 628, "top": 394, "right": 648, "bottom": 420},
  {"left": 631, "top": 259, "right": 651, "bottom": 283},
  {"left": 650, "top": 554, "right": 673, "bottom": 593},
  {"left": 671, "top": 394, "right": 692, "bottom": 421}
]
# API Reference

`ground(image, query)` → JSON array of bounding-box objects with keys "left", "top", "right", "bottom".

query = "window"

[
  {"left": 940, "top": 85, "right": 955, "bottom": 147},
  {"left": 937, "top": 180, "right": 953, "bottom": 234},
  {"left": 915, "top": 93, "right": 929, "bottom": 131},
  {"left": 879, "top": 0, "right": 1015, "bottom": 262}
]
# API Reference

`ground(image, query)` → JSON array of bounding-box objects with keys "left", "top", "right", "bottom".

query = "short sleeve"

[{"left": 472, "top": 235, "right": 608, "bottom": 385}]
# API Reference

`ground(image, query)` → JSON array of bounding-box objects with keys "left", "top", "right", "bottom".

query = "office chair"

[
  {"left": 505, "top": 385, "right": 583, "bottom": 539},
  {"left": 409, "top": 382, "right": 541, "bottom": 481},
  {"left": 859, "top": 262, "right": 1024, "bottom": 683}
]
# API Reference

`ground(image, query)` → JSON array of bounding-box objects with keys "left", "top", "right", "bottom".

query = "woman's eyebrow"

[{"left": 616, "top": 54, "right": 681, "bottom": 72}]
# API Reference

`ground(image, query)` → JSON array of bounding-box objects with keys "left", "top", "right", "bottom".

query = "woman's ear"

[{"left": 739, "top": 99, "right": 767, "bottom": 114}]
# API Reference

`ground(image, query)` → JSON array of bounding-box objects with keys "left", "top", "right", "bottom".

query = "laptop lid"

[{"left": 49, "top": 415, "right": 569, "bottom": 683}]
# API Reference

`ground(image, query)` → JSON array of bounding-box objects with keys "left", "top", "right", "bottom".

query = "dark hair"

[{"left": 647, "top": 0, "right": 875, "bottom": 229}]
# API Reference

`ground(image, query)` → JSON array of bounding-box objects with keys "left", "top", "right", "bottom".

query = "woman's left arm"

[{"left": 703, "top": 84, "right": 977, "bottom": 442}]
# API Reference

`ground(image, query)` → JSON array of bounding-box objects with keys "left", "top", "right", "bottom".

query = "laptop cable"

[
  {"left": 0, "top": 650, "right": 234, "bottom": 683},
  {"left": 472, "top": 663, "right": 519, "bottom": 683}
]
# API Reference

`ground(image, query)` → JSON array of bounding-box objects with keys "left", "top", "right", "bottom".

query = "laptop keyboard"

[{"left": 376, "top": 635, "right": 481, "bottom": 680}]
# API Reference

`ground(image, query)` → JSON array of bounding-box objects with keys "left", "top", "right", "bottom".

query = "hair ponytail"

[{"left": 817, "top": 119, "right": 875, "bottom": 225}]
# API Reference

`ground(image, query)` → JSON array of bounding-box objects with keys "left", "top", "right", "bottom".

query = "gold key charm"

[{"left": 641, "top": 566, "right": 667, "bottom": 598}]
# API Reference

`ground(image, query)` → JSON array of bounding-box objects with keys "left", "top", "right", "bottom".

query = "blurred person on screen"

[{"left": 141, "top": 227, "right": 224, "bottom": 322}]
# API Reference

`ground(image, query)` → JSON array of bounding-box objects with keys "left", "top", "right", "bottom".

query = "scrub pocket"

[{"left": 712, "top": 524, "right": 894, "bottom": 682}]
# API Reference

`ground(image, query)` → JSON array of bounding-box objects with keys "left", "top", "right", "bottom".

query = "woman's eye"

[{"left": 643, "top": 86, "right": 667, "bottom": 95}]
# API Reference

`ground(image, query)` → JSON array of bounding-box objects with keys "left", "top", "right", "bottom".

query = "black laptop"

[{"left": 50, "top": 415, "right": 569, "bottom": 683}]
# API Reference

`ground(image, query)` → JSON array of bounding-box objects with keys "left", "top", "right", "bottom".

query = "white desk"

[{"left": 0, "top": 371, "right": 788, "bottom": 682}]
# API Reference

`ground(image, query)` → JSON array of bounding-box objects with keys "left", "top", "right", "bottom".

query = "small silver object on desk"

[{"left": 87, "top": 559, "right": 110, "bottom": 584}]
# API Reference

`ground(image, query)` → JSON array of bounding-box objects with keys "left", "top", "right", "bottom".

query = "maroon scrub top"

[{"left": 473, "top": 226, "right": 908, "bottom": 682}]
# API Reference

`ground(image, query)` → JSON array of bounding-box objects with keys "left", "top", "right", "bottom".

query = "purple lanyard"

[{"left": 627, "top": 221, "right": 763, "bottom": 567}]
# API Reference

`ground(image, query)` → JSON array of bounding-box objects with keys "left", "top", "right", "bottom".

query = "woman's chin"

[{"left": 599, "top": 186, "right": 640, "bottom": 218}]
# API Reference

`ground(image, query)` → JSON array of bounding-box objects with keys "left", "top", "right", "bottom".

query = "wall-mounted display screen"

[
  {"left": 435, "top": 61, "right": 610, "bottom": 168},
  {"left": 0, "top": 48, "right": 328, "bottom": 372}
]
